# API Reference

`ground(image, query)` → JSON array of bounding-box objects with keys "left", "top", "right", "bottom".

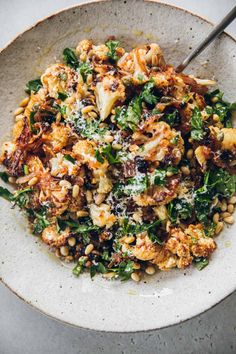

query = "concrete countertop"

[{"left": 0, "top": 1, "right": 236, "bottom": 353}]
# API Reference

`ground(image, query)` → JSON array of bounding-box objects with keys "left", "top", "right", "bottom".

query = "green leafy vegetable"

[
  {"left": 0, "top": 186, "right": 32, "bottom": 208},
  {"left": 101, "top": 144, "right": 120, "bottom": 164},
  {"left": 58, "top": 92, "right": 68, "bottom": 101},
  {"left": 115, "top": 97, "right": 142, "bottom": 131},
  {"left": 95, "top": 149, "right": 105, "bottom": 164},
  {"left": 64, "top": 154, "right": 75, "bottom": 164},
  {"left": 79, "top": 62, "right": 93, "bottom": 81},
  {"left": 63, "top": 48, "right": 79, "bottom": 69},
  {"left": 124, "top": 174, "right": 148, "bottom": 196},
  {"left": 29, "top": 111, "right": 37, "bottom": 133},
  {"left": 0, "top": 172, "right": 9, "bottom": 183},
  {"left": 33, "top": 209, "right": 50, "bottom": 234},
  {"left": 141, "top": 79, "right": 159, "bottom": 105},
  {"left": 152, "top": 169, "right": 167, "bottom": 186},
  {"left": 191, "top": 107, "right": 204, "bottom": 141},
  {"left": 0, "top": 186, "right": 13, "bottom": 201},
  {"left": 205, "top": 89, "right": 236, "bottom": 128},
  {"left": 106, "top": 40, "right": 120, "bottom": 62},
  {"left": 25, "top": 78, "right": 42, "bottom": 94},
  {"left": 168, "top": 198, "right": 193, "bottom": 224},
  {"left": 73, "top": 257, "right": 87, "bottom": 276},
  {"left": 194, "top": 257, "right": 209, "bottom": 271},
  {"left": 110, "top": 260, "right": 134, "bottom": 281},
  {"left": 90, "top": 262, "right": 108, "bottom": 278},
  {"left": 162, "top": 109, "right": 180, "bottom": 127},
  {"left": 23, "top": 165, "right": 29, "bottom": 175},
  {"left": 72, "top": 115, "right": 107, "bottom": 139}
]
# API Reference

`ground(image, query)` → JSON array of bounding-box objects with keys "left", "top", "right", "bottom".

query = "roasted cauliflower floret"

[
  {"left": 133, "top": 120, "right": 184, "bottom": 164},
  {"left": 42, "top": 225, "right": 70, "bottom": 246},
  {"left": 41, "top": 63, "right": 78, "bottom": 99},
  {"left": 49, "top": 153, "right": 80, "bottom": 177},
  {"left": 43, "top": 123, "right": 71, "bottom": 152},
  {"left": 221, "top": 128, "right": 236, "bottom": 151},
  {"left": 118, "top": 44, "right": 165, "bottom": 84},
  {"left": 89, "top": 203, "right": 116, "bottom": 228},
  {"left": 94, "top": 75, "right": 125, "bottom": 120}
]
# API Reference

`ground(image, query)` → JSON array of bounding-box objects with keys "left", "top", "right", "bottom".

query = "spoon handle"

[{"left": 176, "top": 5, "right": 236, "bottom": 73}]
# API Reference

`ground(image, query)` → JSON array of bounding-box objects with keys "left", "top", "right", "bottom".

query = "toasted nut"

[
  {"left": 181, "top": 166, "right": 190, "bottom": 176},
  {"left": 104, "top": 134, "right": 114, "bottom": 143},
  {"left": 55, "top": 249, "right": 61, "bottom": 258},
  {"left": 86, "top": 74, "right": 93, "bottom": 85},
  {"left": 220, "top": 201, "right": 227, "bottom": 212},
  {"left": 224, "top": 216, "right": 234, "bottom": 224},
  {"left": 145, "top": 266, "right": 156, "bottom": 275},
  {"left": 28, "top": 176, "right": 38, "bottom": 186},
  {"left": 213, "top": 213, "right": 220, "bottom": 224},
  {"left": 94, "top": 193, "right": 106, "bottom": 205},
  {"left": 85, "top": 260, "right": 92, "bottom": 267},
  {"left": 103, "top": 272, "right": 116, "bottom": 279},
  {"left": 212, "top": 197, "right": 219, "bottom": 208},
  {"left": 221, "top": 212, "right": 231, "bottom": 219},
  {"left": 133, "top": 262, "right": 141, "bottom": 270},
  {"left": 81, "top": 105, "right": 96, "bottom": 114},
  {"left": 166, "top": 171, "right": 173, "bottom": 177},
  {"left": 14, "top": 107, "right": 24, "bottom": 116},
  {"left": 112, "top": 143, "right": 122, "bottom": 150},
  {"left": 88, "top": 111, "right": 98, "bottom": 119},
  {"left": 68, "top": 237, "right": 76, "bottom": 247},
  {"left": 227, "top": 204, "right": 235, "bottom": 214},
  {"left": 8, "top": 177, "right": 16, "bottom": 184},
  {"left": 124, "top": 236, "right": 135, "bottom": 244},
  {"left": 186, "top": 149, "right": 193, "bottom": 159},
  {"left": 59, "top": 180, "right": 72, "bottom": 189},
  {"left": 15, "top": 114, "right": 25, "bottom": 121},
  {"left": 86, "top": 190, "right": 93, "bottom": 203},
  {"left": 166, "top": 220, "right": 171, "bottom": 232},
  {"left": 76, "top": 210, "right": 89, "bottom": 218},
  {"left": 129, "top": 144, "right": 139, "bottom": 152},
  {"left": 72, "top": 184, "right": 80, "bottom": 198},
  {"left": 229, "top": 196, "right": 236, "bottom": 204},
  {"left": 213, "top": 114, "right": 220, "bottom": 122},
  {"left": 60, "top": 246, "right": 69, "bottom": 257},
  {"left": 215, "top": 222, "right": 224, "bottom": 235},
  {"left": 56, "top": 112, "right": 61, "bottom": 122},
  {"left": 211, "top": 96, "right": 219, "bottom": 103},
  {"left": 85, "top": 243, "right": 94, "bottom": 255},
  {"left": 19, "top": 97, "right": 30, "bottom": 107},
  {"left": 131, "top": 272, "right": 140, "bottom": 282}
]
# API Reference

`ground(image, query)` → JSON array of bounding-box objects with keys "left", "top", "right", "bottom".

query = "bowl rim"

[{"left": 1, "top": 0, "right": 236, "bottom": 333}]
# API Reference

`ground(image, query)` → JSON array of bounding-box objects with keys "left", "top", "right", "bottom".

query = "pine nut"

[
  {"left": 224, "top": 216, "right": 234, "bottom": 224},
  {"left": 213, "top": 114, "right": 220, "bottom": 122},
  {"left": 85, "top": 243, "right": 94, "bottom": 255},
  {"left": 215, "top": 222, "right": 224, "bottom": 235},
  {"left": 133, "top": 262, "right": 141, "bottom": 270},
  {"left": 103, "top": 272, "right": 115, "bottom": 279},
  {"left": 56, "top": 112, "right": 61, "bottom": 122},
  {"left": 112, "top": 143, "right": 122, "bottom": 150},
  {"left": 86, "top": 190, "right": 93, "bottom": 203},
  {"left": 8, "top": 177, "right": 16, "bottom": 184},
  {"left": 60, "top": 246, "right": 69, "bottom": 256},
  {"left": 124, "top": 236, "right": 135, "bottom": 244},
  {"left": 72, "top": 184, "right": 80, "bottom": 198},
  {"left": 15, "top": 114, "right": 25, "bottom": 121},
  {"left": 211, "top": 96, "right": 219, "bottom": 103},
  {"left": 227, "top": 204, "right": 234, "bottom": 214},
  {"left": 28, "top": 176, "right": 38, "bottom": 186},
  {"left": 88, "top": 111, "right": 98, "bottom": 119},
  {"left": 221, "top": 201, "right": 227, "bottom": 212},
  {"left": 20, "top": 97, "right": 30, "bottom": 107},
  {"left": 181, "top": 166, "right": 190, "bottom": 176},
  {"left": 81, "top": 105, "right": 96, "bottom": 114},
  {"left": 186, "top": 149, "right": 193, "bottom": 159},
  {"left": 55, "top": 249, "right": 61, "bottom": 258},
  {"left": 104, "top": 135, "right": 114, "bottom": 143},
  {"left": 221, "top": 212, "right": 231, "bottom": 219},
  {"left": 166, "top": 171, "right": 173, "bottom": 177},
  {"left": 68, "top": 237, "right": 76, "bottom": 247},
  {"left": 59, "top": 180, "right": 72, "bottom": 189},
  {"left": 86, "top": 74, "right": 93, "bottom": 85},
  {"left": 94, "top": 193, "right": 106, "bottom": 205},
  {"left": 131, "top": 272, "right": 140, "bottom": 282},
  {"left": 213, "top": 213, "right": 220, "bottom": 224},
  {"left": 229, "top": 196, "right": 236, "bottom": 204},
  {"left": 145, "top": 266, "right": 156, "bottom": 275},
  {"left": 14, "top": 107, "right": 24, "bottom": 116},
  {"left": 76, "top": 210, "right": 89, "bottom": 218},
  {"left": 166, "top": 220, "right": 171, "bottom": 232}
]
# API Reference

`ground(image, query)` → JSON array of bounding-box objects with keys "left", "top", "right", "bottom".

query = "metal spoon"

[{"left": 176, "top": 5, "right": 236, "bottom": 73}]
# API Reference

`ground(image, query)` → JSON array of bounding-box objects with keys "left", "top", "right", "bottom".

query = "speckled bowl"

[{"left": 0, "top": 0, "right": 236, "bottom": 332}]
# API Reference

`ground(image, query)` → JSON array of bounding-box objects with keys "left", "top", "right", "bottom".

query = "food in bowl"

[{"left": 0, "top": 39, "right": 236, "bottom": 281}]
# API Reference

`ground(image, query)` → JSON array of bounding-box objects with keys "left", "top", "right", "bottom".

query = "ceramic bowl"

[{"left": 0, "top": 0, "right": 236, "bottom": 332}]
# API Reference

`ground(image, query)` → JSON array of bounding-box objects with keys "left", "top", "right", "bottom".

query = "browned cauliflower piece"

[
  {"left": 43, "top": 123, "right": 71, "bottom": 153},
  {"left": 94, "top": 75, "right": 125, "bottom": 120},
  {"left": 42, "top": 225, "right": 70, "bottom": 246}
]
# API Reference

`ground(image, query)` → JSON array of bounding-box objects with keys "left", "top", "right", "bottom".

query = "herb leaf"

[
  {"left": 106, "top": 40, "right": 120, "bottom": 62},
  {"left": 191, "top": 107, "right": 204, "bottom": 141},
  {"left": 0, "top": 171, "right": 9, "bottom": 183},
  {"left": 63, "top": 48, "right": 79, "bottom": 69},
  {"left": 141, "top": 79, "right": 159, "bottom": 105},
  {"left": 79, "top": 63, "right": 93, "bottom": 81},
  {"left": 194, "top": 257, "right": 209, "bottom": 271},
  {"left": 168, "top": 198, "right": 193, "bottom": 224},
  {"left": 115, "top": 96, "right": 142, "bottom": 131},
  {"left": 25, "top": 78, "right": 42, "bottom": 94},
  {"left": 58, "top": 92, "right": 68, "bottom": 101}
]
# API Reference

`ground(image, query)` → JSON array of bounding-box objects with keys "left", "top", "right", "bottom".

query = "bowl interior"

[{"left": 0, "top": 0, "right": 236, "bottom": 332}]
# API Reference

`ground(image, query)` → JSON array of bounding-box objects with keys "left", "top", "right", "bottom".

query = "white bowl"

[{"left": 0, "top": 0, "right": 236, "bottom": 332}]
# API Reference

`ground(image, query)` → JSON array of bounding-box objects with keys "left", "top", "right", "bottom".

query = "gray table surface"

[{"left": 0, "top": 1, "right": 236, "bottom": 353}]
